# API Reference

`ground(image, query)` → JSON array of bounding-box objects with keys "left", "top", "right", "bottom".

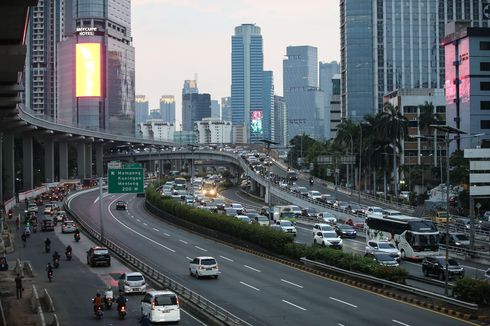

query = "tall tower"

[
  {"left": 57, "top": 0, "right": 135, "bottom": 135},
  {"left": 340, "top": 0, "right": 489, "bottom": 121},
  {"left": 135, "top": 95, "right": 149, "bottom": 126},
  {"left": 231, "top": 24, "right": 264, "bottom": 143},
  {"left": 160, "top": 95, "right": 176, "bottom": 124},
  {"left": 283, "top": 45, "right": 324, "bottom": 141},
  {"left": 319, "top": 61, "right": 340, "bottom": 139}
]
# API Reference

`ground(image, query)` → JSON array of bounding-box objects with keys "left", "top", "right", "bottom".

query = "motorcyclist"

[
  {"left": 44, "top": 237, "right": 51, "bottom": 252},
  {"left": 65, "top": 245, "right": 72, "bottom": 255},
  {"left": 52, "top": 251, "right": 60, "bottom": 267},
  {"left": 46, "top": 262, "right": 53, "bottom": 279},
  {"left": 74, "top": 229, "right": 80, "bottom": 241},
  {"left": 93, "top": 292, "right": 103, "bottom": 312},
  {"left": 309, "top": 176, "right": 314, "bottom": 186},
  {"left": 116, "top": 293, "right": 128, "bottom": 312}
]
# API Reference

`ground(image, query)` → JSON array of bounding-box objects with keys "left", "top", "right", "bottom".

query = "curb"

[{"left": 42, "top": 288, "right": 55, "bottom": 313}]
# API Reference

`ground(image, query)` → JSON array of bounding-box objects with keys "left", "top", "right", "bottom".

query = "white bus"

[{"left": 365, "top": 215, "right": 439, "bottom": 260}]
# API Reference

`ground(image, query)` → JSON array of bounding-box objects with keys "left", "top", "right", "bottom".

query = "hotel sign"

[{"left": 76, "top": 27, "right": 98, "bottom": 36}]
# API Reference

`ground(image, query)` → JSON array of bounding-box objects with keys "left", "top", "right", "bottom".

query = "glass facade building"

[
  {"left": 182, "top": 93, "right": 211, "bottom": 132},
  {"left": 262, "top": 71, "right": 274, "bottom": 141},
  {"left": 231, "top": 24, "right": 264, "bottom": 143},
  {"left": 319, "top": 61, "right": 340, "bottom": 139},
  {"left": 283, "top": 46, "right": 324, "bottom": 141},
  {"left": 341, "top": 0, "right": 489, "bottom": 121},
  {"left": 160, "top": 95, "right": 176, "bottom": 124},
  {"left": 57, "top": 0, "right": 135, "bottom": 135}
]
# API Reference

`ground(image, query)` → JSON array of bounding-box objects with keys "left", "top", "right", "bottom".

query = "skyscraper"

[
  {"left": 319, "top": 61, "right": 340, "bottom": 139},
  {"left": 283, "top": 45, "right": 324, "bottom": 141},
  {"left": 182, "top": 79, "right": 211, "bottom": 131},
  {"left": 273, "top": 95, "right": 287, "bottom": 146},
  {"left": 340, "top": 0, "right": 489, "bottom": 121},
  {"left": 221, "top": 97, "right": 232, "bottom": 122},
  {"left": 135, "top": 95, "right": 149, "bottom": 127},
  {"left": 183, "top": 80, "right": 199, "bottom": 95},
  {"left": 262, "top": 71, "right": 274, "bottom": 141},
  {"left": 57, "top": 0, "right": 135, "bottom": 135},
  {"left": 231, "top": 24, "right": 264, "bottom": 143},
  {"left": 160, "top": 95, "right": 176, "bottom": 124},
  {"left": 211, "top": 100, "right": 221, "bottom": 119}
]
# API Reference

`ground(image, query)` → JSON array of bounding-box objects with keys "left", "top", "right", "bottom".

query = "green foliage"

[
  {"left": 147, "top": 187, "right": 408, "bottom": 283},
  {"left": 454, "top": 278, "right": 490, "bottom": 304}
]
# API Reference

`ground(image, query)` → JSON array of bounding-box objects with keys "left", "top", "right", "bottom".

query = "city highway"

[{"left": 67, "top": 189, "right": 474, "bottom": 325}]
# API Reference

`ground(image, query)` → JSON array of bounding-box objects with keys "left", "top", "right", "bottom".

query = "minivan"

[{"left": 140, "top": 290, "right": 180, "bottom": 323}]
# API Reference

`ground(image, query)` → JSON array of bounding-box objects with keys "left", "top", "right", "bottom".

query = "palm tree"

[{"left": 379, "top": 103, "right": 408, "bottom": 198}]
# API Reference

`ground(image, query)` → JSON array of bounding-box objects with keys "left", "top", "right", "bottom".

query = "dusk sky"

[{"left": 132, "top": 0, "right": 340, "bottom": 120}]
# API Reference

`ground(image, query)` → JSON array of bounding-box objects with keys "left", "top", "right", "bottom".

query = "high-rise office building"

[
  {"left": 24, "top": 0, "right": 64, "bottom": 119},
  {"left": 273, "top": 95, "right": 287, "bottom": 146},
  {"left": 221, "top": 97, "right": 232, "bottom": 122},
  {"left": 283, "top": 45, "right": 324, "bottom": 141},
  {"left": 135, "top": 95, "right": 149, "bottom": 127},
  {"left": 330, "top": 75, "right": 342, "bottom": 138},
  {"left": 57, "top": 0, "right": 135, "bottom": 135},
  {"left": 182, "top": 87, "right": 211, "bottom": 132},
  {"left": 231, "top": 24, "right": 264, "bottom": 143},
  {"left": 319, "top": 61, "right": 340, "bottom": 139},
  {"left": 211, "top": 100, "right": 221, "bottom": 119},
  {"left": 262, "top": 71, "right": 274, "bottom": 141},
  {"left": 160, "top": 95, "right": 176, "bottom": 123},
  {"left": 183, "top": 80, "right": 199, "bottom": 95},
  {"left": 340, "top": 0, "right": 489, "bottom": 122},
  {"left": 195, "top": 118, "right": 232, "bottom": 144}
]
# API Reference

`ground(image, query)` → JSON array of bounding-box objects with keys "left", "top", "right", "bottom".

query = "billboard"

[
  {"left": 76, "top": 43, "right": 101, "bottom": 97},
  {"left": 250, "top": 110, "right": 263, "bottom": 135}
]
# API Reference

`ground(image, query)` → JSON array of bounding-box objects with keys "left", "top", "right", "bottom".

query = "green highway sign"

[
  {"left": 123, "top": 163, "right": 143, "bottom": 169},
  {"left": 108, "top": 168, "right": 144, "bottom": 193}
]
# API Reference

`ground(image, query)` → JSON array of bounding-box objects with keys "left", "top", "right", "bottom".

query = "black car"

[
  {"left": 421, "top": 256, "right": 464, "bottom": 280},
  {"left": 365, "top": 252, "right": 399, "bottom": 267},
  {"left": 136, "top": 193, "right": 145, "bottom": 198},
  {"left": 334, "top": 224, "right": 357, "bottom": 238},
  {"left": 115, "top": 201, "right": 128, "bottom": 210},
  {"left": 87, "top": 246, "right": 111, "bottom": 267}
]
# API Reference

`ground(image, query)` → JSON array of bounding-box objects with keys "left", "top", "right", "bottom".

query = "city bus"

[
  {"left": 202, "top": 181, "right": 217, "bottom": 197},
  {"left": 365, "top": 215, "right": 439, "bottom": 260},
  {"left": 174, "top": 177, "right": 187, "bottom": 190}
]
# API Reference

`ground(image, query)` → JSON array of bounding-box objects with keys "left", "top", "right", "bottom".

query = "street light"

[
  {"left": 187, "top": 144, "right": 199, "bottom": 196},
  {"left": 261, "top": 139, "right": 279, "bottom": 221}
]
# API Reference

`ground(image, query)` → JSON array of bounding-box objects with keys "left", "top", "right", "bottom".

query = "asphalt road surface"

[{"left": 67, "top": 189, "right": 475, "bottom": 326}]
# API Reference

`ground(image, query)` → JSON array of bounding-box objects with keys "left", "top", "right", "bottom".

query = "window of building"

[
  {"left": 481, "top": 120, "right": 490, "bottom": 129},
  {"left": 481, "top": 82, "right": 490, "bottom": 91},
  {"left": 481, "top": 62, "right": 490, "bottom": 71},
  {"left": 481, "top": 42, "right": 490, "bottom": 51},
  {"left": 481, "top": 101, "right": 490, "bottom": 110}
]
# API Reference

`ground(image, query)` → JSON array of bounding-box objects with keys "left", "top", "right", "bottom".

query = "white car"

[
  {"left": 382, "top": 209, "right": 402, "bottom": 217},
  {"left": 312, "top": 223, "right": 334, "bottom": 236},
  {"left": 365, "top": 240, "right": 401, "bottom": 262},
  {"left": 313, "top": 230, "right": 343, "bottom": 249},
  {"left": 61, "top": 220, "right": 77, "bottom": 233},
  {"left": 236, "top": 215, "right": 252, "bottom": 224},
  {"left": 141, "top": 291, "right": 180, "bottom": 323},
  {"left": 230, "top": 203, "right": 245, "bottom": 212},
  {"left": 118, "top": 272, "right": 147, "bottom": 293},
  {"left": 365, "top": 206, "right": 383, "bottom": 216},
  {"left": 288, "top": 205, "right": 302, "bottom": 217},
  {"left": 54, "top": 211, "right": 66, "bottom": 223},
  {"left": 189, "top": 256, "right": 220, "bottom": 279},
  {"left": 316, "top": 212, "right": 337, "bottom": 224},
  {"left": 307, "top": 190, "right": 322, "bottom": 200},
  {"left": 27, "top": 203, "right": 38, "bottom": 213},
  {"left": 275, "top": 220, "right": 297, "bottom": 236}
]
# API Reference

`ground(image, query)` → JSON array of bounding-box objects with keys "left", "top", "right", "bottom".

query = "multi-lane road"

[{"left": 67, "top": 189, "right": 474, "bottom": 326}]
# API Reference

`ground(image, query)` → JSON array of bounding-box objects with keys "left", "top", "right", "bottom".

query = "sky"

[{"left": 132, "top": 0, "right": 340, "bottom": 119}]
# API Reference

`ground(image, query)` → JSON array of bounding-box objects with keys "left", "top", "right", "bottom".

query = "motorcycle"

[
  {"left": 65, "top": 251, "right": 72, "bottom": 261},
  {"left": 117, "top": 304, "right": 127, "bottom": 320},
  {"left": 93, "top": 304, "right": 103, "bottom": 319},
  {"left": 309, "top": 178, "right": 314, "bottom": 186},
  {"left": 53, "top": 258, "right": 60, "bottom": 268},
  {"left": 74, "top": 233, "right": 80, "bottom": 242},
  {"left": 47, "top": 270, "right": 53, "bottom": 282},
  {"left": 104, "top": 296, "right": 113, "bottom": 310},
  {"left": 45, "top": 244, "right": 51, "bottom": 253}
]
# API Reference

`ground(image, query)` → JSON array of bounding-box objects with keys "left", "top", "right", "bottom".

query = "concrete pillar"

[
  {"left": 259, "top": 185, "right": 265, "bottom": 198},
  {"left": 77, "top": 143, "right": 86, "bottom": 179},
  {"left": 44, "top": 139, "right": 55, "bottom": 183},
  {"left": 95, "top": 143, "right": 104, "bottom": 177},
  {"left": 59, "top": 142, "right": 69, "bottom": 180},
  {"left": 251, "top": 180, "right": 257, "bottom": 193},
  {"left": 85, "top": 144, "right": 92, "bottom": 178},
  {"left": 22, "top": 136, "right": 33, "bottom": 190},
  {"left": 3, "top": 134, "right": 15, "bottom": 200}
]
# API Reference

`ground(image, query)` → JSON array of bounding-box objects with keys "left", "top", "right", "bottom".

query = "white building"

[
  {"left": 195, "top": 118, "right": 232, "bottom": 144},
  {"left": 138, "top": 120, "right": 175, "bottom": 141}
]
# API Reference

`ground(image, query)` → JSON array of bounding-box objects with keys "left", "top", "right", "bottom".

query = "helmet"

[{"left": 96, "top": 292, "right": 101, "bottom": 297}]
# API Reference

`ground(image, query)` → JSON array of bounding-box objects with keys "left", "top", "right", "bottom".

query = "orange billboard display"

[{"left": 76, "top": 43, "right": 101, "bottom": 97}]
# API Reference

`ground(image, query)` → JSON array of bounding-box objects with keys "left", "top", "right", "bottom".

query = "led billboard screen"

[
  {"left": 76, "top": 43, "right": 101, "bottom": 97},
  {"left": 250, "top": 110, "right": 263, "bottom": 135}
]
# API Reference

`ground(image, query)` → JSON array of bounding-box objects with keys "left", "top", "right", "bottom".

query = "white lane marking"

[
  {"left": 281, "top": 299, "right": 306, "bottom": 311},
  {"left": 152, "top": 228, "right": 159, "bottom": 232},
  {"left": 181, "top": 308, "right": 207, "bottom": 326},
  {"left": 219, "top": 255, "right": 234, "bottom": 262},
  {"left": 106, "top": 197, "right": 175, "bottom": 253},
  {"left": 143, "top": 223, "right": 148, "bottom": 226},
  {"left": 329, "top": 297, "right": 357, "bottom": 308},
  {"left": 137, "top": 219, "right": 141, "bottom": 222},
  {"left": 338, "top": 324, "right": 345, "bottom": 326},
  {"left": 180, "top": 240, "right": 188, "bottom": 244},
  {"left": 186, "top": 256, "right": 192, "bottom": 261},
  {"left": 195, "top": 245, "right": 208, "bottom": 252},
  {"left": 281, "top": 279, "right": 303, "bottom": 288},
  {"left": 93, "top": 192, "right": 110, "bottom": 204},
  {"left": 240, "top": 281, "right": 260, "bottom": 291},
  {"left": 392, "top": 320, "right": 410, "bottom": 326},
  {"left": 164, "top": 233, "right": 171, "bottom": 236},
  {"left": 244, "top": 265, "right": 261, "bottom": 273}
]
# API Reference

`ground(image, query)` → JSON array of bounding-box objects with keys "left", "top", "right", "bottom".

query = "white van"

[{"left": 140, "top": 290, "right": 180, "bottom": 323}]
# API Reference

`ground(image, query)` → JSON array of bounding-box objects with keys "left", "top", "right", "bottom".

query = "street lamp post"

[
  {"left": 261, "top": 139, "right": 279, "bottom": 222},
  {"left": 358, "top": 124, "right": 364, "bottom": 206}
]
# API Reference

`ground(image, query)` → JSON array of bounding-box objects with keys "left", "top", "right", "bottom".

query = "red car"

[{"left": 345, "top": 218, "right": 364, "bottom": 230}]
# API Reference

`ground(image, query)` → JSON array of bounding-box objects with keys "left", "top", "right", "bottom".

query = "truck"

[{"left": 272, "top": 206, "right": 297, "bottom": 223}]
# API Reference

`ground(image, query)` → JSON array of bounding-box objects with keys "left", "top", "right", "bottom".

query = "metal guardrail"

[
  {"left": 300, "top": 257, "right": 478, "bottom": 310},
  {"left": 64, "top": 195, "right": 251, "bottom": 326}
]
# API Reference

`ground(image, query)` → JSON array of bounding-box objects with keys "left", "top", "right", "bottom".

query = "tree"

[{"left": 418, "top": 102, "right": 442, "bottom": 167}]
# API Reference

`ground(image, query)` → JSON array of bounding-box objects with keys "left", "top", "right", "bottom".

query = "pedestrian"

[
  {"left": 15, "top": 215, "right": 20, "bottom": 231},
  {"left": 15, "top": 273, "right": 23, "bottom": 299},
  {"left": 21, "top": 232, "right": 27, "bottom": 248}
]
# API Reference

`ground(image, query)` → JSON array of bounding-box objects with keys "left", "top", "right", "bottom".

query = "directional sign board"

[
  {"left": 123, "top": 163, "right": 143, "bottom": 169},
  {"left": 108, "top": 168, "right": 144, "bottom": 193},
  {"left": 107, "top": 161, "right": 122, "bottom": 169}
]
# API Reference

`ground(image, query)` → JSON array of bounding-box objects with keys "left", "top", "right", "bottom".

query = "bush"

[
  {"left": 454, "top": 278, "right": 490, "bottom": 304},
  {"left": 146, "top": 186, "right": 408, "bottom": 283}
]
